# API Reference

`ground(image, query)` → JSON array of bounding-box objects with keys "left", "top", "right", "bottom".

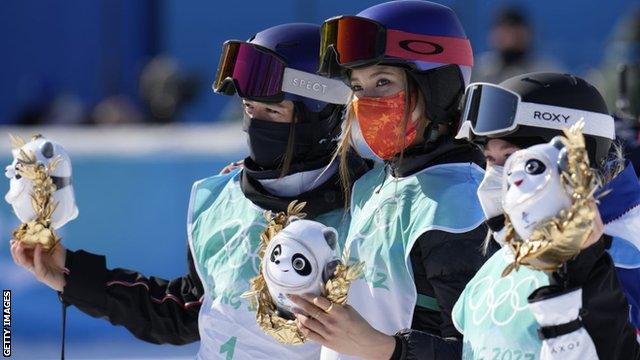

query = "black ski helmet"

[{"left": 471, "top": 72, "right": 614, "bottom": 165}]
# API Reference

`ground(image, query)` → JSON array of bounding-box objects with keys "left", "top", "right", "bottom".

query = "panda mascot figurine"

[
  {"left": 5, "top": 135, "right": 78, "bottom": 247},
  {"left": 501, "top": 122, "right": 599, "bottom": 276},
  {"left": 261, "top": 218, "right": 340, "bottom": 319},
  {"left": 502, "top": 137, "right": 572, "bottom": 241}
]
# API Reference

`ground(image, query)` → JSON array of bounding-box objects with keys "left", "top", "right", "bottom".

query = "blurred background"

[{"left": 0, "top": 0, "right": 639, "bottom": 359}]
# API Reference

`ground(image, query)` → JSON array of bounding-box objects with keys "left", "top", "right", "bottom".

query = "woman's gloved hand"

[{"left": 528, "top": 287, "right": 598, "bottom": 360}]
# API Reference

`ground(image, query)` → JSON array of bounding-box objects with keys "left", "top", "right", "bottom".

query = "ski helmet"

[
  {"left": 213, "top": 23, "right": 354, "bottom": 173},
  {"left": 319, "top": 0, "right": 473, "bottom": 128},
  {"left": 456, "top": 72, "right": 615, "bottom": 164}
]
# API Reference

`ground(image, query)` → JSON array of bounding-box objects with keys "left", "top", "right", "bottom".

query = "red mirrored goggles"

[
  {"left": 319, "top": 16, "right": 473, "bottom": 77},
  {"left": 213, "top": 40, "right": 353, "bottom": 105}
]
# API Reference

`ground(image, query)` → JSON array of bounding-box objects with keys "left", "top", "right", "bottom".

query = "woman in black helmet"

[{"left": 452, "top": 72, "right": 640, "bottom": 359}]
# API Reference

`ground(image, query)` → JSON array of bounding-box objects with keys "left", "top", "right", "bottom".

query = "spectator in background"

[
  {"left": 472, "top": 7, "right": 562, "bottom": 84},
  {"left": 138, "top": 56, "right": 200, "bottom": 124},
  {"left": 590, "top": 8, "right": 640, "bottom": 173},
  {"left": 13, "top": 76, "right": 86, "bottom": 126},
  {"left": 12, "top": 56, "right": 200, "bottom": 126},
  {"left": 90, "top": 95, "right": 144, "bottom": 125},
  {"left": 597, "top": 8, "right": 640, "bottom": 120},
  {"left": 90, "top": 56, "right": 200, "bottom": 125}
]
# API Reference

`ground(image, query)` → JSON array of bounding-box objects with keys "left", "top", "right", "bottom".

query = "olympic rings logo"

[{"left": 467, "top": 274, "right": 541, "bottom": 326}]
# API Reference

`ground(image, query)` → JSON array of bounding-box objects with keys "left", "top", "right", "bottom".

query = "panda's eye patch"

[
  {"left": 291, "top": 254, "right": 312, "bottom": 276},
  {"left": 15, "top": 174, "right": 21, "bottom": 180},
  {"left": 270, "top": 244, "right": 282, "bottom": 262},
  {"left": 525, "top": 159, "right": 546, "bottom": 175}
]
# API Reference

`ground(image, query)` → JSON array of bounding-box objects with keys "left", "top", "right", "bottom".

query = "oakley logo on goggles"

[
  {"left": 319, "top": 15, "right": 473, "bottom": 76},
  {"left": 455, "top": 83, "right": 615, "bottom": 141},
  {"left": 213, "top": 41, "right": 352, "bottom": 105}
]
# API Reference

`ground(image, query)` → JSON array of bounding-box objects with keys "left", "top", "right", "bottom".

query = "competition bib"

[
  {"left": 188, "top": 170, "right": 347, "bottom": 360},
  {"left": 322, "top": 163, "right": 485, "bottom": 360},
  {"left": 453, "top": 247, "right": 549, "bottom": 360}
]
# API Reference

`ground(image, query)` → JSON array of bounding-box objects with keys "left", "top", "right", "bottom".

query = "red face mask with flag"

[{"left": 352, "top": 91, "right": 418, "bottom": 160}]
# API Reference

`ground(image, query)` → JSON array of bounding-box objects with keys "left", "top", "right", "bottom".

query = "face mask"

[
  {"left": 245, "top": 116, "right": 337, "bottom": 171},
  {"left": 348, "top": 119, "right": 383, "bottom": 163},
  {"left": 477, "top": 165, "right": 505, "bottom": 220},
  {"left": 244, "top": 117, "right": 299, "bottom": 169},
  {"left": 352, "top": 91, "right": 417, "bottom": 160},
  {"left": 499, "top": 48, "right": 526, "bottom": 65}
]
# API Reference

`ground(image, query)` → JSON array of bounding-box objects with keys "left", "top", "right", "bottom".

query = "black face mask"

[{"left": 243, "top": 103, "right": 340, "bottom": 172}]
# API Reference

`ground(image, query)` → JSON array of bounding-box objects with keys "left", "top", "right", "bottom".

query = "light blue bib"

[
  {"left": 188, "top": 170, "right": 347, "bottom": 360},
  {"left": 322, "top": 163, "right": 485, "bottom": 360},
  {"left": 453, "top": 247, "right": 549, "bottom": 360}
]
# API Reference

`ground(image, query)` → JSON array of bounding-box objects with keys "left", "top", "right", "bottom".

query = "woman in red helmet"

[{"left": 286, "top": 2, "right": 495, "bottom": 359}]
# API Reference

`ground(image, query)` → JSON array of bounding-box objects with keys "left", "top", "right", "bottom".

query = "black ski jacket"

[
  {"left": 60, "top": 154, "right": 370, "bottom": 345},
  {"left": 384, "top": 139, "right": 498, "bottom": 359}
]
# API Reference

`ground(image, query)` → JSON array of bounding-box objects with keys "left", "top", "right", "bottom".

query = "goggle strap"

[
  {"left": 385, "top": 29, "right": 473, "bottom": 67},
  {"left": 516, "top": 102, "right": 615, "bottom": 140},
  {"left": 456, "top": 105, "right": 616, "bottom": 140},
  {"left": 281, "top": 68, "right": 353, "bottom": 105}
]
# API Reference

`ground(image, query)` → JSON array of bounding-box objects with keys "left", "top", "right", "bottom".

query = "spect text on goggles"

[
  {"left": 214, "top": 41, "right": 352, "bottom": 105},
  {"left": 282, "top": 68, "right": 352, "bottom": 105},
  {"left": 291, "top": 79, "right": 327, "bottom": 94}
]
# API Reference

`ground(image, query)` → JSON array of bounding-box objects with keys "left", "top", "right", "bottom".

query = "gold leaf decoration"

[{"left": 9, "top": 134, "right": 26, "bottom": 150}]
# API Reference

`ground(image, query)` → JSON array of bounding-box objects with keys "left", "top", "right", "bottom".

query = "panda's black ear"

[
  {"left": 40, "top": 141, "right": 54, "bottom": 159},
  {"left": 550, "top": 136, "right": 568, "bottom": 173},
  {"left": 286, "top": 216, "right": 301, "bottom": 226},
  {"left": 557, "top": 147, "right": 569, "bottom": 173},
  {"left": 323, "top": 228, "right": 338, "bottom": 250},
  {"left": 322, "top": 260, "right": 341, "bottom": 283},
  {"left": 550, "top": 136, "right": 565, "bottom": 151}
]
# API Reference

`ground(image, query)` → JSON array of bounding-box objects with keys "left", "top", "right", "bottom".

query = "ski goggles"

[
  {"left": 455, "top": 82, "right": 615, "bottom": 141},
  {"left": 318, "top": 15, "right": 473, "bottom": 76},
  {"left": 213, "top": 40, "right": 352, "bottom": 104}
]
